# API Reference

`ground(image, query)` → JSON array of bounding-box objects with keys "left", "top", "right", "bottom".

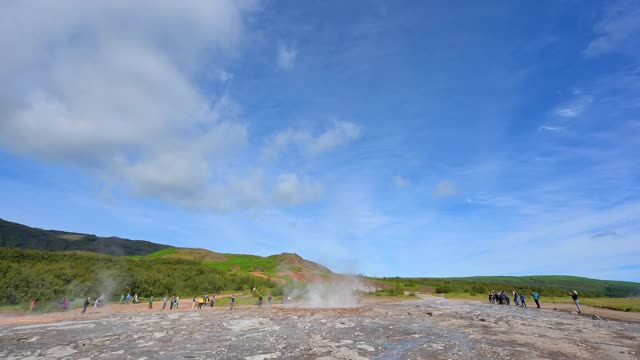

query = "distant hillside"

[{"left": 0, "top": 218, "right": 172, "bottom": 256}]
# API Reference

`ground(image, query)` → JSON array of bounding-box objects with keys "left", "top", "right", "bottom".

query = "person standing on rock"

[
  {"left": 513, "top": 290, "right": 520, "bottom": 307},
  {"left": 570, "top": 290, "right": 582, "bottom": 314},
  {"left": 120, "top": 293, "right": 125, "bottom": 304},
  {"left": 169, "top": 296, "right": 175, "bottom": 310},
  {"left": 210, "top": 295, "right": 215, "bottom": 308},
  {"left": 126, "top": 293, "right": 131, "bottom": 304},
  {"left": 149, "top": 296, "right": 154, "bottom": 309},
  {"left": 230, "top": 295, "right": 236, "bottom": 310},
  {"left": 532, "top": 291, "right": 540, "bottom": 308},
  {"left": 162, "top": 296, "right": 168, "bottom": 310},
  {"left": 520, "top": 293, "right": 526, "bottom": 308}
]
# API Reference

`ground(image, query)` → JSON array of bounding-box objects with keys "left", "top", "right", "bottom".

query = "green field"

[
  {"left": 378, "top": 275, "right": 640, "bottom": 298},
  {"left": 443, "top": 292, "right": 640, "bottom": 312}
]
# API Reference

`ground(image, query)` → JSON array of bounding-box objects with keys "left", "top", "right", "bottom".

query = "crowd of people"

[
  {"left": 488, "top": 289, "right": 583, "bottom": 313},
  {"left": 488, "top": 290, "right": 539, "bottom": 308}
]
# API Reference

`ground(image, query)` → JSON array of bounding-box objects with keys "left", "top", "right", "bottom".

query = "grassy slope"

[{"left": 144, "top": 248, "right": 332, "bottom": 276}]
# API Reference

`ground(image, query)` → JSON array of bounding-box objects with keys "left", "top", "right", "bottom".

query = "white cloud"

[
  {"left": 277, "top": 43, "right": 297, "bottom": 69},
  {"left": 393, "top": 175, "right": 409, "bottom": 188},
  {"left": 272, "top": 173, "right": 323, "bottom": 206},
  {"left": 435, "top": 180, "right": 459, "bottom": 197},
  {"left": 262, "top": 120, "right": 361, "bottom": 159},
  {"left": 554, "top": 95, "right": 593, "bottom": 118},
  {"left": 0, "top": 1, "right": 292, "bottom": 211},
  {"left": 584, "top": 1, "right": 640, "bottom": 58}
]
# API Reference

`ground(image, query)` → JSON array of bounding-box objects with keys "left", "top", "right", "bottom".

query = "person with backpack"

[
  {"left": 532, "top": 291, "right": 540, "bottom": 308},
  {"left": 519, "top": 293, "right": 526, "bottom": 308},
  {"left": 570, "top": 290, "right": 582, "bottom": 314},
  {"left": 230, "top": 295, "right": 236, "bottom": 310}
]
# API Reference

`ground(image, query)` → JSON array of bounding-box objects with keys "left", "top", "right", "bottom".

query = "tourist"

[
  {"left": 175, "top": 296, "right": 180, "bottom": 309},
  {"left": 133, "top": 293, "right": 138, "bottom": 304},
  {"left": 258, "top": 295, "right": 263, "bottom": 307},
  {"left": 570, "top": 290, "right": 582, "bottom": 314},
  {"left": 126, "top": 293, "right": 131, "bottom": 304},
  {"left": 149, "top": 295, "right": 154, "bottom": 309},
  {"left": 162, "top": 296, "right": 168, "bottom": 310},
  {"left": 268, "top": 294, "right": 272, "bottom": 307},
  {"left": 169, "top": 296, "right": 175, "bottom": 310},
  {"left": 82, "top": 297, "right": 91, "bottom": 314},
  {"left": 198, "top": 296, "right": 204, "bottom": 309},
  {"left": 210, "top": 295, "right": 215, "bottom": 308},
  {"left": 29, "top": 299, "right": 37, "bottom": 313},
  {"left": 520, "top": 293, "right": 526, "bottom": 308},
  {"left": 532, "top": 291, "right": 540, "bottom": 308},
  {"left": 192, "top": 296, "right": 197, "bottom": 308},
  {"left": 230, "top": 295, "right": 236, "bottom": 310},
  {"left": 513, "top": 290, "right": 520, "bottom": 307},
  {"left": 120, "top": 293, "right": 125, "bottom": 304}
]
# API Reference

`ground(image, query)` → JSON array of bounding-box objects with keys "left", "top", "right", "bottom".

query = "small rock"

[
  {"left": 592, "top": 315, "right": 601, "bottom": 320},
  {"left": 478, "top": 318, "right": 486, "bottom": 322},
  {"left": 426, "top": 312, "right": 433, "bottom": 316},
  {"left": 553, "top": 308, "right": 558, "bottom": 311},
  {"left": 407, "top": 312, "right": 412, "bottom": 315}
]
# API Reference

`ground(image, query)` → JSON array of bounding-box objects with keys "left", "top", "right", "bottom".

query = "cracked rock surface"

[{"left": 1, "top": 295, "right": 639, "bottom": 359}]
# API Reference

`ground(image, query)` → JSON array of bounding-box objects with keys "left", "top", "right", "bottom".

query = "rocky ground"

[{"left": 1, "top": 295, "right": 638, "bottom": 359}]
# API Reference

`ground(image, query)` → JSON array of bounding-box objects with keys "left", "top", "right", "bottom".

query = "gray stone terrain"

[{"left": 1, "top": 295, "right": 639, "bottom": 359}]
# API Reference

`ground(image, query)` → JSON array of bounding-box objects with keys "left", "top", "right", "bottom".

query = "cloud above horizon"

[{"left": 0, "top": 1, "right": 361, "bottom": 212}]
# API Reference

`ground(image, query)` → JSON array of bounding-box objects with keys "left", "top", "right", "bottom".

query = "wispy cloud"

[
  {"left": 277, "top": 42, "right": 297, "bottom": 70},
  {"left": 538, "top": 125, "right": 567, "bottom": 132},
  {"left": 584, "top": 0, "right": 640, "bottom": 58},
  {"left": 272, "top": 173, "right": 323, "bottom": 206},
  {"left": 554, "top": 95, "right": 593, "bottom": 118},
  {"left": 393, "top": 175, "right": 409, "bottom": 189},
  {"left": 435, "top": 180, "right": 459, "bottom": 197},
  {"left": 262, "top": 120, "right": 361, "bottom": 159}
]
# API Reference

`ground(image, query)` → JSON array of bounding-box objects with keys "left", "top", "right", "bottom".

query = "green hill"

[
  {"left": 0, "top": 218, "right": 172, "bottom": 256},
  {"left": 145, "top": 248, "right": 332, "bottom": 276}
]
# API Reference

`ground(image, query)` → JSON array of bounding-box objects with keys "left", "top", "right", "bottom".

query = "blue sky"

[{"left": 1, "top": 0, "right": 639, "bottom": 281}]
